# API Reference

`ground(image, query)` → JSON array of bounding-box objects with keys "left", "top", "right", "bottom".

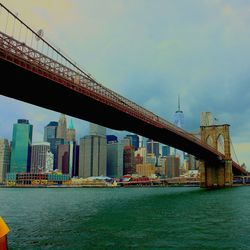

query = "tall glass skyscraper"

[
  {"left": 10, "top": 119, "right": 33, "bottom": 173},
  {"left": 173, "top": 95, "right": 184, "bottom": 129},
  {"left": 173, "top": 96, "right": 184, "bottom": 164}
]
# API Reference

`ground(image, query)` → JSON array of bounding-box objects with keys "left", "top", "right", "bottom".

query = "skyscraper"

[
  {"left": 173, "top": 95, "right": 184, "bottom": 128},
  {"left": 56, "top": 114, "right": 67, "bottom": 141},
  {"left": 72, "top": 144, "right": 79, "bottom": 177},
  {"left": 31, "top": 142, "right": 53, "bottom": 173},
  {"left": 44, "top": 121, "right": 58, "bottom": 142},
  {"left": 79, "top": 123, "right": 107, "bottom": 178},
  {"left": 107, "top": 141, "right": 124, "bottom": 178},
  {"left": 125, "top": 134, "right": 139, "bottom": 150},
  {"left": 173, "top": 96, "right": 185, "bottom": 161},
  {"left": 57, "top": 144, "right": 69, "bottom": 174},
  {"left": 165, "top": 155, "right": 180, "bottom": 178},
  {"left": 10, "top": 119, "right": 33, "bottom": 173},
  {"left": 123, "top": 146, "right": 136, "bottom": 175},
  {"left": 0, "top": 139, "right": 10, "bottom": 183},
  {"left": 67, "top": 119, "right": 76, "bottom": 142},
  {"left": 162, "top": 145, "right": 170, "bottom": 157},
  {"left": 44, "top": 121, "right": 63, "bottom": 170},
  {"left": 146, "top": 139, "right": 160, "bottom": 158}
]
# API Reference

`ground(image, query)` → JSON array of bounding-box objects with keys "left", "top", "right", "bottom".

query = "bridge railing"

[{"left": 0, "top": 3, "right": 230, "bottom": 161}]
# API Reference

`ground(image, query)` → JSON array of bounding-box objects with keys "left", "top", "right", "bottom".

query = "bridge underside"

[{"left": 0, "top": 59, "right": 219, "bottom": 161}]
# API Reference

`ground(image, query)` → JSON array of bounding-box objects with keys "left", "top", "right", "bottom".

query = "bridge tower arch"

[{"left": 200, "top": 124, "right": 232, "bottom": 188}]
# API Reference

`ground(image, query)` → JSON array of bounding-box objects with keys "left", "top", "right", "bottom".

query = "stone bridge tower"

[{"left": 199, "top": 124, "right": 232, "bottom": 187}]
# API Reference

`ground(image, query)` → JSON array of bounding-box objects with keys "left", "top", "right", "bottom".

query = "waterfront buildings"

[
  {"left": 125, "top": 134, "right": 139, "bottom": 150},
  {"left": 30, "top": 142, "right": 53, "bottom": 173},
  {"left": 44, "top": 121, "right": 62, "bottom": 170},
  {"left": 165, "top": 155, "right": 180, "bottom": 178},
  {"left": 10, "top": 119, "right": 33, "bottom": 173},
  {"left": 44, "top": 121, "right": 58, "bottom": 142},
  {"left": 57, "top": 144, "right": 69, "bottom": 174},
  {"left": 0, "top": 139, "right": 10, "bottom": 183},
  {"left": 136, "top": 164, "right": 155, "bottom": 177},
  {"left": 123, "top": 145, "right": 136, "bottom": 175},
  {"left": 56, "top": 114, "right": 67, "bottom": 141},
  {"left": 146, "top": 139, "right": 160, "bottom": 158},
  {"left": 146, "top": 153, "right": 157, "bottom": 166},
  {"left": 162, "top": 145, "right": 170, "bottom": 157},
  {"left": 107, "top": 141, "right": 123, "bottom": 177},
  {"left": 135, "top": 147, "right": 147, "bottom": 164},
  {"left": 70, "top": 143, "right": 79, "bottom": 177},
  {"left": 66, "top": 119, "right": 76, "bottom": 142},
  {"left": 79, "top": 123, "right": 107, "bottom": 178}
]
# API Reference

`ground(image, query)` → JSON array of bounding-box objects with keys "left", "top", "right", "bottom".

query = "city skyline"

[{"left": 0, "top": 0, "right": 249, "bottom": 168}]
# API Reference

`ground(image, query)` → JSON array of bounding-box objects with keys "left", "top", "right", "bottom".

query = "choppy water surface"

[{"left": 1, "top": 186, "right": 250, "bottom": 249}]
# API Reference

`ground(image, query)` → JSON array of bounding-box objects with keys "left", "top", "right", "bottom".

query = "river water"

[{"left": 0, "top": 186, "right": 250, "bottom": 249}]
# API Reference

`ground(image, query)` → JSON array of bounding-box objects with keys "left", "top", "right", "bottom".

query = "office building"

[
  {"left": 162, "top": 145, "right": 170, "bottom": 157},
  {"left": 69, "top": 142, "right": 80, "bottom": 177},
  {"left": 10, "top": 119, "right": 33, "bottom": 173},
  {"left": 44, "top": 121, "right": 58, "bottom": 142},
  {"left": 107, "top": 141, "right": 123, "bottom": 178},
  {"left": 79, "top": 123, "right": 107, "bottom": 178},
  {"left": 67, "top": 119, "right": 76, "bottom": 142},
  {"left": 30, "top": 142, "right": 52, "bottom": 173},
  {"left": 44, "top": 121, "right": 62, "bottom": 170},
  {"left": 125, "top": 134, "right": 139, "bottom": 150},
  {"left": 136, "top": 164, "right": 155, "bottom": 177},
  {"left": 165, "top": 155, "right": 180, "bottom": 178},
  {"left": 0, "top": 139, "right": 10, "bottom": 183},
  {"left": 146, "top": 139, "right": 160, "bottom": 158},
  {"left": 135, "top": 147, "right": 147, "bottom": 164},
  {"left": 57, "top": 144, "right": 69, "bottom": 174},
  {"left": 56, "top": 114, "right": 67, "bottom": 141},
  {"left": 123, "top": 145, "right": 136, "bottom": 175}
]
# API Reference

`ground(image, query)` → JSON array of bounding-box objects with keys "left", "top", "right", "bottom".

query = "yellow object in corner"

[{"left": 0, "top": 217, "right": 10, "bottom": 239}]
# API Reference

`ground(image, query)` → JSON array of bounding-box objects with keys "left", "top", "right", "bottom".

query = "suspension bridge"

[{"left": 0, "top": 3, "right": 247, "bottom": 187}]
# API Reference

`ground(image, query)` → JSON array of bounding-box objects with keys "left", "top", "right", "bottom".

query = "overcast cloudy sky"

[{"left": 0, "top": 0, "right": 250, "bottom": 169}]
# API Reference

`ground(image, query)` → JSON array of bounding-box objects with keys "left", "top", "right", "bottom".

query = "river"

[{"left": 0, "top": 186, "right": 250, "bottom": 249}]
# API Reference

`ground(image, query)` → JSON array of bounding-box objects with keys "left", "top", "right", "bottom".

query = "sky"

[{"left": 0, "top": 0, "right": 250, "bottom": 169}]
